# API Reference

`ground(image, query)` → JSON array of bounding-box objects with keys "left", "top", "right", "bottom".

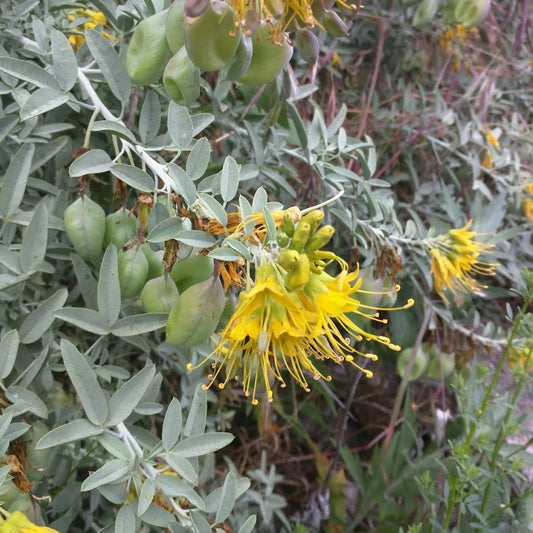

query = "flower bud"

[
  {"left": 277, "top": 248, "right": 301, "bottom": 271},
  {"left": 285, "top": 252, "right": 310, "bottom": 290},
  {"left": 304, "top": 224, "right": 335, "bottom": 253},
  {"left": 300, "top": 209, "right": 324, "bottom": 234},
  {"left": 280, "top": 212, "right": 295, "bottom": 237},
  {"left": 289, "top": 221, "right": 312, "bottom": 251}
]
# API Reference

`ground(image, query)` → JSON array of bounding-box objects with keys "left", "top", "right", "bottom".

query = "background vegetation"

[{"left": 0, "top": 0, "right": 531, "bottom": 532}]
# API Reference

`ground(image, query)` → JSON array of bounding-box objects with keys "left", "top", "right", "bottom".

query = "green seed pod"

[
  {"left": 141, "top": 243, "right": 165, "bottom": 279},
  {"left": 237, "top": 22, "right": 293, "bottom": 85},
  {"left": 141, "top": 275, "right": 180, "bottom": 313},
  {"left": 185, "top": 0, "right": 210, "bottom": 17},
  {"left": 224, "top": 34, "right": 253, "bottom": 81},
  {"left": 166, "top": 275, "right": 225, "bottom": 345},
  {"left": 453, "top": 0, "right": 491, "bottom": 26},
  {"left": 170, "top": 254, "right": 214, "bottom": 292},
  {"left": 24, "top": 421, "right": 51, "bottom": 482},
  {"left": 412, "top": 0, "right": 440, "bottom": 27},
  {"left": 277, "top": 248, "right": 301, "bottom": 271},
  {"left": 300, "top": 209, "right": 324, "bottom": 234},
  {"left": 295, "top": 29, "right": 320, "bottom": 64},
  {"left": 396, "top": 346, "right": 429, "bottom": 381},
  {"left": 304, "top": 224, "right": 335, "bottom": 253},
  {"left": 118, "top": 246, "right": 149, "bottom": 298},
  {"left": 289, "top": 221, "right": 311, "bottom": 252},
  {"left": 126, "top": 10, "right": 174, "bottom": 85},
  {"left": 184, "top": 1, "right": 240, "bottom": 71},
  {"left": 322, "top": 10, "right": 349, "bottom": 37},
  {"left": 285, "top": 252, "right": 310, "bottom": 290},
  {"left": 104, "top": 208, "right": 137, "bottom": 249},
  {"left": 166, "top": 0, "right": 187, "bottom": 53},
  {"left": 163, "top": 46, "right": 201, "bottom": 106},
  {"left": 425, "top": 344, "right": 456, "bottom": 379},
  {"left": 64, "top": 196, "right": 105, "bottom": 263}
]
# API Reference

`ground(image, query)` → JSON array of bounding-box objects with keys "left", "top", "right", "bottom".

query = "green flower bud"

[
  {"left": 277, "top": 248, "right": 301, "bottom": 271},
  {"left": 304, "top": 224, "right": 335, "bottom": 253},
  {"left": 295, "top": 29, "right": 320, "bottom": 64},
  {"left": 284, "top": 252, "right": 311, "bottom": 290},
  {"left": 322, "top": 10, "right": 349, "bottom": 38},
  {"left": 289, "top": 221, "right": 312, "bottom": 251}
]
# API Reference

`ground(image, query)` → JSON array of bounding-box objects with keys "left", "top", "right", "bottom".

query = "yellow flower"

[
  {"left": 190, "top": 255, "right": 413, "bottom": 404},
  {"left": 508, "top": 340, "right": 533, "bottom": 370},
  {"left": 485, "top": 127, "right": 499, "bottom": 148},
  {"left": 480, "top": 149, "right": 493, "bottom": 169},
  {"left": 67, "top": 9, "right": 116, "bottom": 51},
  {"left": 0, "top": 510, "right": 58, "bottom": 533},
  {"left": 429, "top": 220, "right": 497, "bottom": 303},
  {"left": 523, "top": 198, "right": 533, "bottom": 221}
]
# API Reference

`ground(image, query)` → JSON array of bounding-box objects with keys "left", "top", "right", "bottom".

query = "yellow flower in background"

[
  {"left": 190, "top": 209, "right": 413, "bottom": 404},
  {"left": 508, "top": 340, "right": 533, "bottom": 370},
  {"left": 67, "top": 8, "right": 116, "bottom": 50},
  {"left": 0, "top": 510, "right": 58, "bottom": 533},
  {"left": 523, "top": 183, "right": 533, "bottom": 221},
  {"left": 429, "top": 219, "right": 497, "bottom": 303},
  {"left": 485, "top": 127, "right": 499, "bottom": 148}
]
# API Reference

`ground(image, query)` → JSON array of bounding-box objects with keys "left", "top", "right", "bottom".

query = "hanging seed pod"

[
  {"left": 64, "top": 196, "right": 105, "bottom": 263},
  {"left": 126, "top": 10, "right": 173, "bottom": 85},
  {"left": 184, "top": 1, "right": 240, "bottom": 71},
  {"left": 166, "top": 275, "right": 225, "bottom": 345},
  {"left": 295, "top": 29, "right": 320, "bottom": 64},
  {"left": 118, "top": 246, "right": 149, "bottom": 298},
  {"left": 103, "top": 208, "right": 137, "bottom": 249},
  {"left": 163, "top": 46, "right": 201, "bottom": 105},
  {"left": 224, "top": 34, "right": 253, "bottom": 80},
  {"left": 322, "top": 10, "right": 349, "bottom": 37},
  {"left": 141, "top": 275, "right": 180, "bottom": 313},
  {"left": 166, "top": 0, "right": 187, "bottom": 53},
  {"left": 170, "top": 254, "right": 214, "bottom": 292},
  {"left": 237, "top": 22, "right": 293, "bottom": 85},
  {"left": 141, "top": 243, "right": 165, "bottom": 279}
]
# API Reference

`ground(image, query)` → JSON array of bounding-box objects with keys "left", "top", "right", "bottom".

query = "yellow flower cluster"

[
  {"left": 523, "top": 183, "right": 533, "bottom": 222},
  {"left": 67, "top": 9, "right": 115, "bottom": 50},
  {"left": 508, "top": 340, "right": 533, "bottom": 371},
  {"left": 226, "top": 0, "right": 355, "bottom": 42},
  {"left": 429, "top": 219, "right": 497, "bottom": 303},
  {"left": 0, "top": 510, "right": 57, "bottom": 533},
  {"left": 439, "top": 24, "right": 478, "bottom": 71},
  {"left": 190, "top": 209, "right": 413, "bottom": 404}
]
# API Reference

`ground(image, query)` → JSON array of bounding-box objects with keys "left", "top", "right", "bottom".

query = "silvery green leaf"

[
  {"left": 197, "top": 193, "right": 227, "bottom": 226},
  {"left": 19, "top": 203, "right": 48, "bottom": 272},
  {"left": 165, "top": 452, "right": 198, "bottom": 486},
  {"left": 61, "top": 339, "right": 109, "bottom": 426},
  {"left": 139, "top": 503, "right": 175, "bottom": 528},
  {"left": 326, "top": 103, "right": 347, "bottom": 137},
  {"left": 20, "top": 88, "right": 70, "bottom": 121},
  {"left": 190, "top": 112, "right": 214, "bottom": 136},
  {"left": 133, "top": 402, "right": 163, "bottom": 415},
  {"left": 98, "top": 245, "right": 121, "bottom": 326},
  {"left": 175, "top": 229, "right": 216, "bottom": 248},
  {"left": 223, "top": 238, "right": 252, "bottom": 261},
  {"left": 31, "top": 135, "right": 70, "bottom": 173},
  {"left": 172, "top": 432, "right": 234, "bottom": 458},
  {"left": 155, "top": 475, "right": 206, "bottom": 510},
  {"left": 168, "top": 102, "right": 193, "bottom": 148},
  {"left": 0, "top": 414, "right": 13, "bottom": 440},
  {"left": 0, "top": 143, "right": 35, "bottom": 217},
  {"left": 51, "top": 29, "right": 78, "bottom": 91},
  {"left": 239, "top": 195, "right": 254, "bottom": 236},
  {"left": 139, "top": 91, "right": 161, "bottom": 144},
  {"left": 190, "top": 510, "right": 212, "bottom": 533},
  {"left": 54, "top": 307, "right": 110, "bottom": 335},
  {"left": 107, "top": 364, "right": 156, "bottom": 426},
  {"left": 251, "top": 187, "right": 267, "bottom": 213},
  {"left": 85, "top": 29, "right": 131, "bottom": 102},
  {"left": 99, "top": 483, "right": 129, "bottom": 505},
  {"left": 115, "top": 504, "right": 137, "bottom": 533},
  {"left": 69, "top": 149, "right": 112, "bottom": 177},
  {"left": 138, "top": 478, "right": 156, "bottom": 516},
  {"left": 19, "top": 288, "right": 68, "bottom": 344},
  {"left": 36, "top": 419, "right": 104, "bottom": 449},
  {"left": 207, "top": 248, "right": 240, "bottom": 261},
  {"left": 215, "top": 472, "right": 237, "bottom": 524},
  {"left": 0, "top": 56, "right": 61, "bottom": 89},
  {"left": 5, "top": 386, "right": 48, "bottom": 418},
  {"left": 162, "top": 398, "right": 183, "bottom": 451},
  {"left": 0, "top": 116, "right": 18, "bottom": 144},
  {"left": 237, "top": 515, "right": 257, "bottom": 533},
  {"left": 92, "top": 121, "right": 137, "bottom": 144},
  {"left": 147, "top": 217, "right": 187, "bottom": 243},
  {"left": 183, "top": 385, "right": 206, "bottom": 437},
  {"left": 186, "top": 138, "right": 210, "bottom": 181},
  {"left": 110, "top": 164, "right": 154, "bottom": 192},
  {"left": 0, "top": 330, "right": 18, "bottom": 379},
  {"left": 98, "top": 433, "right": 131, "bottom": 461},
  {"left": 168, "top": 164, "right": 197, "bottom": 204},
  {"left": 110, "top": 314, "right": 168, "bottom": 337},
  {"left": 243, "top": 120, "right": 264, "bottom": 167},
  {"left": 81, "top": 459, "right": 131, "bottom": 492},
  {"left": 220, "top": 156, "right": 240, "bottom": 203}
]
